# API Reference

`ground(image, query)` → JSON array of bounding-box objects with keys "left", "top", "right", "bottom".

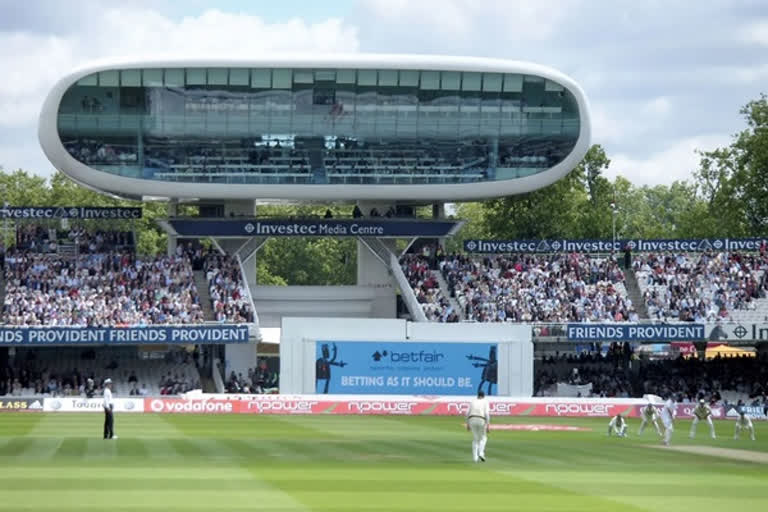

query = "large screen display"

[{"left": 315, "top": 341, "right": 498, "bottom": 395}]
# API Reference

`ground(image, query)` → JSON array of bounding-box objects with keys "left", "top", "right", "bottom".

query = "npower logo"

[
  {"left": 149, "top": 399, "right": 233, "bottom": 414},
  {"left": 445, "top": 402, "right": 518, "bottom": 415},
  {"left": 544, "top": 403, "right": 615, "bottom": 417},
  {"left": 348, "top": 401, "right": 418, "bottom": 414},
  {"left": 246, "top": 400, "right": 318, "bottom": 414}
]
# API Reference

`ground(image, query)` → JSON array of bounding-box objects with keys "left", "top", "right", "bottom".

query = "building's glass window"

[{"left": 57, "top": 66, "right": 581, "bottom": 186}]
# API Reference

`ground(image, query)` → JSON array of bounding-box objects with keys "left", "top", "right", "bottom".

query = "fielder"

[
  {"left": 660, "top": 396, "right": 676, "bottom": 446},
  {"left": 466, "top": 390, "right": 490, "bottom": 463},
  {"left": 607, "top": 414, "right": 628, "bottom": 437},
  {"left": 734, "top": 410, "right": 756, "bottom": 441},
  {"left": 638, "top": 403, "right": 662, "bottom": 436},
  {"left": 689, "top": 399, "right": 716, "bottom": 440}
]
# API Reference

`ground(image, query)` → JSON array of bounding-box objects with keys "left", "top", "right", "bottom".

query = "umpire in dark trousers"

[{"left": 103, "top": 378, "right": 117, "bottom": 439}]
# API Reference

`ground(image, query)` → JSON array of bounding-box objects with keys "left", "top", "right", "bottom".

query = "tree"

[
  {"left": 477, "top": 144, "right": 612, "bottom": 240},
  {"left": 693, "top": 93, "right": 768, "bottom": 236}
]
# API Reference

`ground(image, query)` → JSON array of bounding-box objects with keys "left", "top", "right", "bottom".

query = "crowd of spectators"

[
  {"left": 226, "top": 360, "right": 278, "bottom": 394},
  {"left": 637, "top": 353, "right": 768, "bottom": 403},
  {"left": 203, "top": 251, "right": 255, "bottom": 323},
  {"left": 441, "top": 253, "right": 633, "bottom": 323},
  {"left": 2, "top": 250, "right": 204, "bottom": 326},
  {"left": 400, "top": 254, "right": 459, "bottom": 322},
  {"left": 635, "top": 251, "right": 768, "bottom": 322},
  {"left": 535, "top": 347, "right": 768, "bottom": 405},
  {"left": 155, "top": 371, "right": 199, "bottom": 395},
  {"left": 535, "top": 344, "right": 634, "bottom": 397},
  {"left": 2, "top": 228, "right": 257, "bottom": 327},
  {"left": 15, "top": 225, "right": 134, "bottom": 254}
]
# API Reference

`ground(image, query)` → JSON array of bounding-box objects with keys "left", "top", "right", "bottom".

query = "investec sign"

[
  {"left": 464, "top": 237, "right": 768, "bottom": 254},
  {"left": 0, "top": 206, "right": 142, "bottom": 219}
]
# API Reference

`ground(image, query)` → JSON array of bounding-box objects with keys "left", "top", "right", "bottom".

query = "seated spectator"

[
  {"left": 3, "top": 248, "right": 204, "bottom": 326},
  {"left": 203, "top": 251, "right": 254, "bottom": 323},
  {"left": 635, "top": 251, "right": 768, "bottom": 322}
]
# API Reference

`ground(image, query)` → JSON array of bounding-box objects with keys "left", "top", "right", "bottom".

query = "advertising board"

[{"left": 314, "top": 341, "right": 498, "bottom": 395}]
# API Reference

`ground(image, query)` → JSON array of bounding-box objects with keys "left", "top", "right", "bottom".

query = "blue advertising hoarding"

[
  {"left": 464, "top": 237, "right": 767, "bottom": 254},
  {"left": 0, "top": 325, "right": 250, "bottom": 345},
  {"left": 567, "top": 324, "right": 705, "bottom": 342},
  {"left": 169, "top": 218, "right": 461, "bottom": 238},
  {"left": 315, "top": 341, "right": 498, "bottom": 395}
]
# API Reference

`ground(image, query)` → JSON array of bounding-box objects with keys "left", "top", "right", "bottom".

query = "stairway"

[
  {"left": 434, "top": 270, "right": 465, "bottom": 320},
  {"left": 623, "top": 267, "right": 650, "bottom": 320},
  {"left": 198, "top": 374, "right": 217, "bottom": 393},
  {"left": 193, "top": 270, "right": 216, "bottom": 321}
]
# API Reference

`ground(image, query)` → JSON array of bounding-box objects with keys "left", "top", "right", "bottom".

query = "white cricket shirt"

[
  {"left": 103, "top": 387, "right": 113, "bottom": 409},
  {"left": 467, "top": 397, "right": 490, "bottom": 423}
]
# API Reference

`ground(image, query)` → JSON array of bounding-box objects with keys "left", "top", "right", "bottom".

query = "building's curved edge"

[{"left": 39, "top": 54, "right": 591, "bottom": 202}]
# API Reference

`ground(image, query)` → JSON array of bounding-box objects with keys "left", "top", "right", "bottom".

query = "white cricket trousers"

[
  {"left": 663, "top": 420, "right": 673, "bottom": 445},
  {"left": 638, "top": 417, "right": 661, "bottom": 436},
  {"left": 468, "top": 416, "right": 487, "bottom": 462},
  {"left": 734, "top": 423, "right": 755, "bottom": 441},
  {"left": 689, "top": 417, "right": 716, "bottom": 439}
]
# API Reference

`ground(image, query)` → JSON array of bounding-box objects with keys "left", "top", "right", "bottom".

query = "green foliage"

[
  {"left": 253, "top": 204, "right": 357, "bottom": 285},
  {"left": 693, "top": 94, "right": 768, "bottom": 236}
]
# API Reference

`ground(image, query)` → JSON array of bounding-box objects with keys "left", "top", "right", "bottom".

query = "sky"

[{"left": 0, "top": 0, "right": 766, "bottom": 186}]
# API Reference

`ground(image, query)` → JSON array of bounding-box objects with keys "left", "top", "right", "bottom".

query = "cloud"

[
  {"left": 0, "top": 5, "right": 359, "bottom": 176},
  {"left": 607, "top": 135, "right": 732, "bottom": 186}
]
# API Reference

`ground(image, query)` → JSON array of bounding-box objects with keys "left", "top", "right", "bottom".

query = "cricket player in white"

[
  {"left": 103, "top": 378, "right": 117, "bottom": 440},
  {"left": 638, "top": 403, "right": 662, "bottom": 436},
  {"left": 689, "top": 399, "right": 716, "bottom": 439},
  {"left": 661, "top": 396, "right": 676, "bottom": 446},
  {"left": 607, "top": 414, "right": 628, "bottom": 437},
  {"left": 466, "top": 390, "right": 490, "bottom": 463},
  {"left": 734, "top": 411, "right": 755, "bottom": 441}
]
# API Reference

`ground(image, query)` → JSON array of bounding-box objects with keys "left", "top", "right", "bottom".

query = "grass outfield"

[{"left": 0, "top": 414, "right": 767, "bottom": 511}]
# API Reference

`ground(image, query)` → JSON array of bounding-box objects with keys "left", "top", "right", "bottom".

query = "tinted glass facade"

[{"left": 57, "top": 67, "right": 581, "bottom": 186}]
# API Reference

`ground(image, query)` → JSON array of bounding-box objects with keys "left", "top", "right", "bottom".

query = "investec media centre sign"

[
  {"left": 169, "top": 218, "right": 460, "bottom": 238},
  {"left": 464, "top": 237, "right": 767, "bottom": 254}
]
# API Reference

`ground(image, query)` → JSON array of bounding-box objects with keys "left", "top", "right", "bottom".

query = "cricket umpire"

[{"left": 103, "top": 378, "right": 117, "bottom": 440}]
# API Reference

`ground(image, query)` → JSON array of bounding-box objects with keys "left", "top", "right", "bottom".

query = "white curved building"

[{"left": 39, "top": 54, "right": 590, "bottom": 202}]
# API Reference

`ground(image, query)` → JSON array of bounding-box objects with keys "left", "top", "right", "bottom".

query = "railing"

[{"left": 235, "top": 252, "right": 261, "bottom": 341}]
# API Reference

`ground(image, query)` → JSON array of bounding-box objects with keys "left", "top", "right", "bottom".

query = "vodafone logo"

[
  {"left": 246, "top": 400, "right": 318, "bottom": 414},
  {"left": 348, "top": 401, "right": 417, "bottom": 414},
  {"left": 544, "top": 403, "right": 615, "bottom": 417},
  {"left": 150, "top": 399, "right": 233, "bottom": 414}
]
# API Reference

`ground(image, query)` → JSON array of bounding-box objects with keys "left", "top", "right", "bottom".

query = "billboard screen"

[{"left": 314, "top": 341, "right": 498, "bottom": 396}]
